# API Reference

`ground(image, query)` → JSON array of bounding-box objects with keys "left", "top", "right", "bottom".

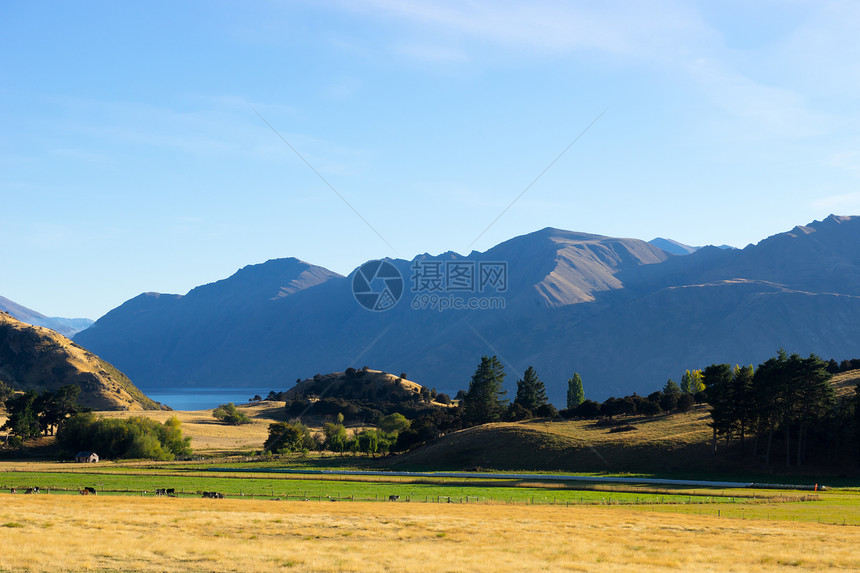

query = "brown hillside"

[
  {"left": 0, "top": 312, "right": 159, "bottom": 410},
  {"left": 285, "top": 368, "right": 431, "bottom": 403}
]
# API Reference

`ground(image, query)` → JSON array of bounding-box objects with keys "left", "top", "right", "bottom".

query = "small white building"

[{"left": 74, "top": 451, "right": 99, "bottom": 463}]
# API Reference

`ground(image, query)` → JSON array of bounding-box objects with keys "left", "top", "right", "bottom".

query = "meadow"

[
  {"left": 1, "top": 494, "right": 858, "bottom": 573},
  {"left": 3, "top": 400, "right": 860, "bottom": 571}
]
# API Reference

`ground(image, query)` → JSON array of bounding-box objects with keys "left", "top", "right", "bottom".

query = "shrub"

[
  {"left": 659, "top": 392, "right": 679, "bottom": 412},
  {"left": 573, "top": 400, "right": 602, "bottom": 418},
  {"left": 212, "top": 403, "right": 251, "bottom": 425},
  {"left": 505, "top": 402, "right": 532, "bottom": 421},
  {"left": 534, "top": 404, "right": 558, "bottom": 419},
  {"left": 676, "top": 392, "right": 695, "bottom": 412},
  {"left": 434, "top": 393, "right": 451, "bottom": 405},
  {"left": 638, "top": 400, "right": 662, "bottom": 417}
]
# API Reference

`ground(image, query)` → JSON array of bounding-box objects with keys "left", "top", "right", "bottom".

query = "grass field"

[
  {"left": 3, "top": 399, "right": 860, "bottom": 571},
  {"left": 1, "top": 495, "right": 858, "bottom": 573}
]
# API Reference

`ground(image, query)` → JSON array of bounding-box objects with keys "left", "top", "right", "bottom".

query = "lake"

[{"left": 143, "top": 388, "right": 271, "bottom": 411}]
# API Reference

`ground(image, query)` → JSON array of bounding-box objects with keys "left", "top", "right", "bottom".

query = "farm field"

[{"left": 1, "top": 494, "right": 858, "bottom": 573}]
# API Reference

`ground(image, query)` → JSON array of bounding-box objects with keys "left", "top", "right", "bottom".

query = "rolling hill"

[
  {"left": 0, "top": 312, "right": 160, "bottom": 410},
  {"left": 74, "top": 215, "right": 860, "bottom": 403},
  {"left": 389, "top": 406, "right": 717, "bottom": 473}
]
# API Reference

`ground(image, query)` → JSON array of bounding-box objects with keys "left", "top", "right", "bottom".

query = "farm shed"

[{"left": 74, "top": 451, "right": 99, "bottom": 463}]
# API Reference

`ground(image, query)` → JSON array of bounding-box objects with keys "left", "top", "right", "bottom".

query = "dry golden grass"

[
  {"left": 95, "top": 401, "right": 287, "bottom": 453},
  {"left": 0, "top": 494, "right": 857, "bottom": 572},
  {"left": 831, "top": 369, "right": 860, "bottom": 398}
]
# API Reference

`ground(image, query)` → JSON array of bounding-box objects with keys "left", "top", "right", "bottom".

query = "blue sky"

[{"left": 2, "top": 1, "right": 860, "bottom": 319}]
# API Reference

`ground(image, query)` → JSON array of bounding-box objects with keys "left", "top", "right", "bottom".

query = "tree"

[
  {"left": 514, "top": 366, "right": 547, "bottom": 412},
  {"left": 464, "top": 356, "right": 507, "bottom": 425},
  {"left": 1, "top": 390, "right": 40, "bottom": 440},
  {"left": 663, "top": 379, "right": 681, "bottom": 397},
  {"left": 682, "top": 369, "right": 705, "bottom": 394},
  {"left": 264, "top": 421, "right": 311, "bottom": 454},
  {"left": 355, "top": 429, "right": 379, "bottom": 456},
  {"left": 0, "top": 379, "right": 13, "bottom": 403},
  {"left": 792, "top": 354, "right": 835, "bottom": 466},
  {"left": 38, "top": 384, "right": 82, "bottom": 436},
  {"left": 378, "top": 413, "right": 410, "bottom": 436},
  {"left": 566, "top": 373, "right": 585, "bottom": 409},
  {"left": 212, "top": 403, "right": 251, "bottom": 425},
  {"left": 702, "top": 363, "right": 734, "bottom": 452},
  {"left": 731, "top": 365, "right": 755, "bottom": 448},
  {"left": 323, "top": 422, "right": 349, "bottom": 454}
]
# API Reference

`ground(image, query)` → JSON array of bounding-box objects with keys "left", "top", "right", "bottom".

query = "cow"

[
  {"left": 9, "top": 488, "right": 16, "bottom": 494},
  {"left": 155, "top": 489, "right": 167, "bottom": 496},
  {"left": 166, "top": 488, "right": 175, "bottom": 496},
  {"left": 84, "top": 487, "right": 96, "bottom": 495},
  {"left": 388, "top": 495, "right": 400, "bottom": 502},
  {"left": 25, "top": 487, "right": 39, "bottom": 494},
  {"left": 202, "top": 492, "right": 224, "bottom": 499}
]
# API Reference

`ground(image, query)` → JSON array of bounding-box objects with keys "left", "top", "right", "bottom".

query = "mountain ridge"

[
  {"left": 73, "top": 215, "right": 860, "bottom": 404},
  {"left": 0, "top": 296, "right": 93, "bottom": 337}
]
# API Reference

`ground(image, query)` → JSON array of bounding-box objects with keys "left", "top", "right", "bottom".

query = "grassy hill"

[
  {"left": 0, "top": 312, "right": 160, "bottom": 410},
  {"left": 390, "top": 405, "right": 717, "bottom": 473},
  {"left": 284, "top": 368, "right": 443, "bottom": 404}
]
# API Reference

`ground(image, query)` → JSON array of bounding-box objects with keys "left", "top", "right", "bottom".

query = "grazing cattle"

[
  {"left": 25, "top": 487, "right": 39, "bottom": 494},
  {"left": 84, "top": 487, "right": 96, "bottom": 495},
  {"left": 155, "top": 488, "right": 166, "bottom": 496},
  {"left": 10, "top": 488, "right": 16, "bottom": 494},
  {"left": 166, "top": 488, "right": 175, "bottom": 496},
  {"left": 202, "top": 491, "right": 224, "bottom": 499},
  {"left": 388, "top": 495, "right": 400, "bottom": 502}
]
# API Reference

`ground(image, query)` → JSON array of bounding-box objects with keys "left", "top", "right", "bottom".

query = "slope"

[{"left": 0, "top": 312, "right": 159, "bottom": 410}]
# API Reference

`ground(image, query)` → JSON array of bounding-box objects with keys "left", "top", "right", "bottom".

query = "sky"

[{"left": 2, "top": 1, "right": 860, "bottom": 319}]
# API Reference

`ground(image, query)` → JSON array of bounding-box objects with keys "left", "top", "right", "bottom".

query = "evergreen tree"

[
  {"left": 792, "top": 354, "right": 835, "bottom": 466},
  {"left": 514, "top": 366, "right": 547, "bottom": 412},
  {"left": 663, "top": 379, "right": 681, "bottom": 396},
  {"left": 566, "top": 373, "right": 585, "bottom": 409},
  {"left": 731, "top": 365, "right": 755, "bottom": 448},
  {"left": 702, "top": 363, "right": 734, "bottom": 452},
  {"left": 464, "top": 355, "right": 507, "bottom": 425},
  {"left": 681, "top": 370, "right": 693, "bottom": 394},
  {"left": 1, "top": 390, "right": 40, "bottom": 439}
]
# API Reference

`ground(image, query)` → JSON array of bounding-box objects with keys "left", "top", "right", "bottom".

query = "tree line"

[
  {"left": 702, "top": 350, "right": 860, "bottom": 467},
  {"left": 1, "top": 384, "right": 83, "bottom": 448}
]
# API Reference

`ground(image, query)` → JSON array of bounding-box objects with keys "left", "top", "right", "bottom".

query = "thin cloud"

[{"left": 688, "top": 58, "right": 832, "bottom": 139}]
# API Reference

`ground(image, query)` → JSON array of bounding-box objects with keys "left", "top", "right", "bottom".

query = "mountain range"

[
  {"left": 72, "top": 215, "right": 860, "bottom": 404},
  {"left": 0, "top": 296, "right": 93, "bottom": 337}
]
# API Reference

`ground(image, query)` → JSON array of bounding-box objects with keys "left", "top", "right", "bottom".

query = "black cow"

[{"left": 388, "top": 495, "right": 400, "bottom": 501}]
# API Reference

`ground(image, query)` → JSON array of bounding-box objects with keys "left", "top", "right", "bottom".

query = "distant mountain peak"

[
  {"left": 649, "top": 237, "right": 699, "bottom": 256},
  {"left": 0, "top": 295, "right": 93, "bottom": 337}
]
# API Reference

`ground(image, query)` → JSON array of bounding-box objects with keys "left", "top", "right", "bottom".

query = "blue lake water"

[{"left": 144, "top": 388, "right": 271, "bottom": 411}]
